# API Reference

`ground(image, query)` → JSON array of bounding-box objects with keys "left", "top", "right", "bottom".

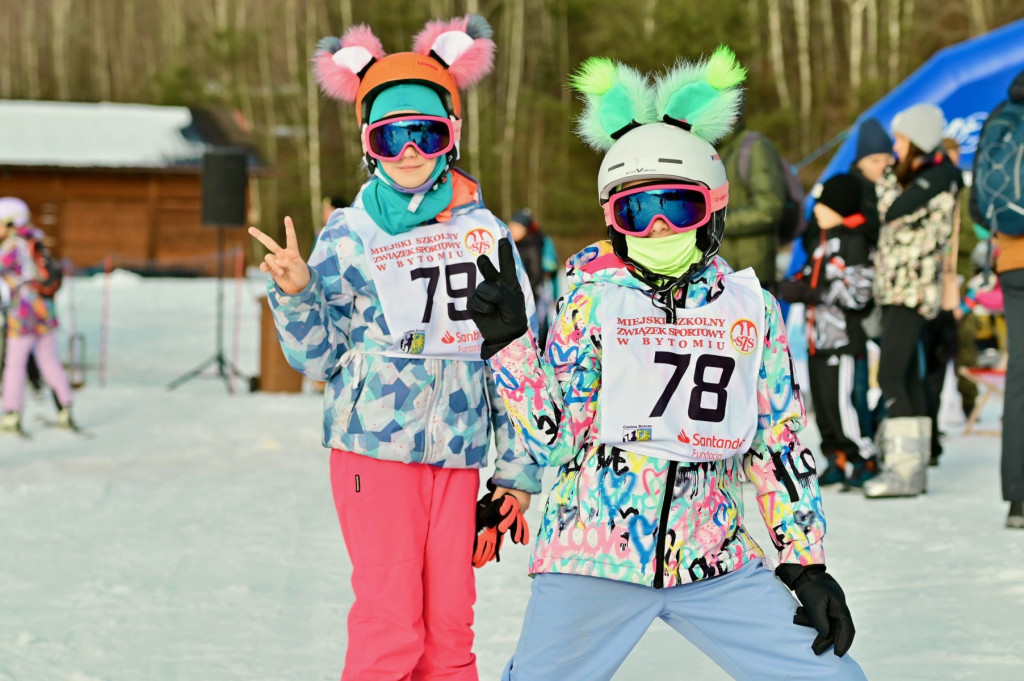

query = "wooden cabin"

[{"left": 0, "top": 101, "right": 266, "bottom": 276}]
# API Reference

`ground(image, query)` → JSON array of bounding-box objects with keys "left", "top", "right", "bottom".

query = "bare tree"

[
  {"left": 23, "top": 1, "right": 40, "bottom": 99},
  {"left": 500, "top": 0, "right": 526, "bottom": 217},
  {"left": 866, "top": 0, "right": 880, "bottom": 84},
  {"left": 464, "top": 0, "right": 483, "bottom": 181},
  {"left": 846, "top": 0, "right": 868, "bottom": 101},
  {"left": 966, "top": 0, "right": 988, "bottom": 33},
  {"left": 887, "top": 0, "right": 902, "bottom": 87},
  {"left": 642, "top": 0, "right": 659, "bottom": 40},
  {"left": 794, "top": 0, "right": 812, "bottom": 149},
  {"left": 306, "top": 2, "right": 324, "bottom": 233},
  {"left": 766, "top": 0, "right": 793, "bottom": 111}
]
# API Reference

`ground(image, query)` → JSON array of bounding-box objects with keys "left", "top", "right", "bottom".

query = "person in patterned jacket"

[
  {"left": 777, "top": 174, "right": 877, "bottom": 489},
  {"left": 248, "top": 16, "right": 540, "bottom": 681},
  {"left": 0, "top": 197, "right": 76, "bottom": 435},
  {"left": 467, "top": 49, "right": 864, "bottom": 681},
  {"left": 864, "top": 104, "right": 963, "bottom": 499}
]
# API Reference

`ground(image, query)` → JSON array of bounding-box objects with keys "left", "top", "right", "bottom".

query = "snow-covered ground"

[{"left": 1, "top": 274, "right": 1021, "bottom": 681}]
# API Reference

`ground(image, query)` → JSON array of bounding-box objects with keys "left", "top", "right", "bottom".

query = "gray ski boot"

[{"left": 863, "top": 417, "right": 931, "bottom": 498}]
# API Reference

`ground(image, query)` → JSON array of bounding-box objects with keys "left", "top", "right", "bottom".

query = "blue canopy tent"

[{"left": 786, "top": 18, "right": 1024, "bottom": 279}]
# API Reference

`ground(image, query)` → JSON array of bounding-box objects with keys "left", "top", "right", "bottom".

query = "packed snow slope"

[{"left": 0, "top": 274, "right": 1020, "bottom": 680}]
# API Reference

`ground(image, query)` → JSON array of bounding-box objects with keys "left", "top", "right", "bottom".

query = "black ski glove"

[
  {"left": 775, "top": 564, "right": 856, "bottom": 657},
  {"left": 467, "top": 238, "right": 529, "bottom": 360}
]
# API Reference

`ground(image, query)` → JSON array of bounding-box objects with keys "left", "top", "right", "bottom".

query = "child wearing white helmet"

[
  {"left": 0, "top": 196, "right": 76, "bottom": 435},
  {"left": 467, "top": 48, "right": 865, "bottom": 680},
  {"left": 247, "top": 15, "right": 539, "bottom": 680}
]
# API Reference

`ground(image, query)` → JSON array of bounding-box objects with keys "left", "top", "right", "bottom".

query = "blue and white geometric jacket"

[{"left": 267, "top": 174, "right": 542, "bottom": 494}]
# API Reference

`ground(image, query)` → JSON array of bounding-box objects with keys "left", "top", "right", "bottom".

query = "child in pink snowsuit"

[
  {"left": 0, "top": 197, "right": 75, "bottom": 435},
  {"left": 247, "top": 16, "right": 540, "bottom": 681}
]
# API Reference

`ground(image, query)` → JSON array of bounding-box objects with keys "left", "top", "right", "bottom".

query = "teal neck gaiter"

[
  {"left": 360, "top": 83, "right": 456, "bottom": 234},
  {"left": 361, "top": 161, "right": 453, "bottom": 235},
  {"left": 625, "top": 231, "right": 701, "bottom": 278}
]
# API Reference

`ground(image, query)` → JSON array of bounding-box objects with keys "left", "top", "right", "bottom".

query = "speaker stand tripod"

[{"left": 168, "top": 226, "right": 248, "bottom": 393}]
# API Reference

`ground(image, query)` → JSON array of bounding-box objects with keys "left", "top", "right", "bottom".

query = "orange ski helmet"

[{"left": 313, "top": 15, "right": 495, "bottom": 126}]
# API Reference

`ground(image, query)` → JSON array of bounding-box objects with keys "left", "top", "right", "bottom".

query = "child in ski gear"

[
  {"left": 866, "top": 103, "right": 962, "bottom": 498},
  {"left": 467, "top": 49, "right": 865, "bottom": 680},
  {"left": 778, "top": 174, "right": 876, "bottom": 488},
  {"left": 248, "top": 16, "right": 540, "bottom": 680},
  {"left": 0, "top": 197, "right": 76, "bottom": 435}
]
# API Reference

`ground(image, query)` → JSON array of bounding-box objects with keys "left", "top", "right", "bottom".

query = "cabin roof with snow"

[{"left": 0, "top": 100, "right": 264, "bottom": 171}]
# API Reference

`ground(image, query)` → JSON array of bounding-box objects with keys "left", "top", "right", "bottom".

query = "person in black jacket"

[
  {"left": 865, "top": 104, "right": 963, "bottom": 498},
  {"left": 778, "top": 174, "right": 877, "bottom": 488},
  {"left": 847, "top": 118, "right": 894, "bottom": 440}
]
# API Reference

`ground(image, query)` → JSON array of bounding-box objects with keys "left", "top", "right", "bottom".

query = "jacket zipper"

[
  {"left": 423, "top": 358, "right": 443, "bottom": 463},
  {"left": 653, "top": 284, "right": 682, "bottom": 588},
  {"left": 653, "top": 460, "right": 678, "bottom": 589}
]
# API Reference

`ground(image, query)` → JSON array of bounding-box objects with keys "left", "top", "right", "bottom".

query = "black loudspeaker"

[{"left": 201, "top": 148, "right": 248, "bottom": 227}]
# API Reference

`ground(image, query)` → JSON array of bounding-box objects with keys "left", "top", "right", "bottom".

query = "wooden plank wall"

[{"left": 0, "top": 169, "right": 249, "bottom": 276}]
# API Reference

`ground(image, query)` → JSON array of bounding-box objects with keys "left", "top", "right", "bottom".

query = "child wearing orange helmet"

[{"left": 248, "top": 16, "right": 539, "bottom": 680}]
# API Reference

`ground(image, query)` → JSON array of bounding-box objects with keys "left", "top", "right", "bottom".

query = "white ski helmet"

[
  {"left": 570, "top": 48, "right": 745, "bottom": 284},
  {"left": 0, "top": 197, "right": 30, "bottom": 228},
  {"left": 598, "top": 122, "right": 728, "bottom": 201}
]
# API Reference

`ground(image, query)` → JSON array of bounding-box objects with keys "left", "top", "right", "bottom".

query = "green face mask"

[{"left": 625, "top": 231, "right": 701, "bottom": 277}]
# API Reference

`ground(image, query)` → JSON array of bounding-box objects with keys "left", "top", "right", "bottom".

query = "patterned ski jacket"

[
  {"left": 0, "top": 226, "right": 58, "bottom": 337},
  {"left": 796, "top": 217, "right": 874, "bottom": 356},
  {"left": 873, "top": 158, "right": 962, "bottom": 319},
  {"left": 267, "top": 171, "right": 542, "bottom": 494},
  {"left": 488, "top": 241, "right": 826, "bottom": 588}
]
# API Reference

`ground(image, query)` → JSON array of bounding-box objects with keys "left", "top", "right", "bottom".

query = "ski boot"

[
  {"left": 846, "top": 458, "right": 878, "bottom": 488},
  {"left": 1, "top": 411, "right": 24, "bottom": 436},
  {"left": 1007, "top": 501, "right": 1024, "bottom": 529},
  {"left": 56, "top": 406, "right": 77, "bottom": 431},
  {"left": 863, "top": 417, "right": 931, "bottom": 498},
  {"left": 817, "top": 451, "right": 848, "bottom": 486}
]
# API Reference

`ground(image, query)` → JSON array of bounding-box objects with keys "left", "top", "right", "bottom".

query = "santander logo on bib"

[
  {"left": 464, "top": 228, "right": 495, "bottom": 256},
  {"left": 677, "top": 428, "right": 690, "bottom": 444}
]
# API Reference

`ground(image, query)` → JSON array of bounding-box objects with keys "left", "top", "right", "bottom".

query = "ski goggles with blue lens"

[
  {"left": 603, "top": 182, "right": 729, "bottom": 237},
  {"left": 362, "top": 114, "right": 456, "bottom": 162}
]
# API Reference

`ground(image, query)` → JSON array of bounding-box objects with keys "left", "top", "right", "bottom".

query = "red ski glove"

[
  {"left": 471, "top": 485, "right": 531, "bottom": 568},
  {"left": 472, "top": 526, "right": 503, "bottom": 568},
  {"left": 479, "top": 490, "right": 529, "bottom": 545}
]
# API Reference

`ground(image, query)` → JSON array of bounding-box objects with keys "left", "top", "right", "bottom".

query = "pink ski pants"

[
  {"left": 2, "top": 332, "right": 73, "bottom": 412},
  {"left": 330, "top": 449, "right": 480, "bottom": 681}
]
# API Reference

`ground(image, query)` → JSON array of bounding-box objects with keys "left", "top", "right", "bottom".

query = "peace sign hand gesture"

[
  {"left": 249, "top": 217, "right": 310, "bottom": 295},
  {"left": 467, "top": 238, "right": 528, "bottom": 360}
]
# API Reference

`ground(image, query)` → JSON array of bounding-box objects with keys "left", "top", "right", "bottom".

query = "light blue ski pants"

[{"left": 502, "top": 560, "right": 867, "bottom": 681}]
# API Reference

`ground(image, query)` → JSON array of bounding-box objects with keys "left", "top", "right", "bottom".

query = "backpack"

[
  {"left": 27, "top": 237, "right": 63, "bottom": 297},
  {"left": 737, "top": 132, "right": 807, "bottom": 245},
  {"left": 973, "top": 100, "right": 1024, "bottom": 236}
]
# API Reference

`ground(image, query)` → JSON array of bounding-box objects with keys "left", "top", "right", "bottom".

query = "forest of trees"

[{"left": 2, "top": 0, "right": 1023, "bottom": 257}]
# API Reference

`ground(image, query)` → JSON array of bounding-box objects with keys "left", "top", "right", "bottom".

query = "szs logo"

[
  {"left": 399, "top": 330, "right": 426, "bottom": 354},
  {"left": 730, "top": 318, "right": 758, "bottom": 355},
  {"left": 464, "top": 228, "right": 495, "bottom": 256}
]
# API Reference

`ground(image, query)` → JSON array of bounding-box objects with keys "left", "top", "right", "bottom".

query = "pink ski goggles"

[
  {"left": 604, "top": 182, "right": 729, "bottom": 237},
  {"left": 361, "top": 114, "right": 459, "bottom": 162}
]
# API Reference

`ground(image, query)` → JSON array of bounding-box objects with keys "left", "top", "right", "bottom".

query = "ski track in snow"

[{"left": 1, "top": 275, "right": 1022, "bottom": 680}]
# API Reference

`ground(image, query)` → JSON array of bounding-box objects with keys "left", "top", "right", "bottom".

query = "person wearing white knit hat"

[
  {"left": 865, "top": 104, "right": 963, "bottom": 498},
  {"left": 890, "top": 103, "right": 946, "bottom": 154}
]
